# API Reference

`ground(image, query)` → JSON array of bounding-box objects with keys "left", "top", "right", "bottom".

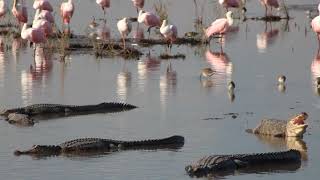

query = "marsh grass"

[{"left": 153, "top": 0, "right": 168, "bottom": 23}]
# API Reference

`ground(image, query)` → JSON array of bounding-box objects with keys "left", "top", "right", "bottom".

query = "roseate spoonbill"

[
  {"left": 260, "top": 0, "right": 279, "bottom": 17},
  {"left": 205, "top": 11, "right": 233, "bottom": 52},
  {"left": 0, "top": 0, "right": 6, "bottom": 18},
  {"left": 21, "top": 23, "right": 46, "bottom": 58},
  {"left": 311, "top": 5, "right": 320, "bottom": 47},
  {"left": 160, "top": 20, "right": 178, "bottom": 51},
  {"left": 278, "top": 75, "right": 286, "bottom": 84},
  {"left": 96, "top": 0, "right": 110, "bottom": 17},
  {"left": 132, "top": 0, "right": 144, "bottom": 13},
  {"left": 138, "top": 10, "right": 161, "bottom": 38},
  {"left": 12, "top": 0, "right": 28, "bottom": 24},
  {"left": 34, "top": 9, "right": 54, "bottom": 23},
  {"left": 117, "top": 17, "right": 132, "bottom": 49},
  {"left": 33, "top": 0, "right": 53, "bottom": 12},
  {"left": 219, "top": 0, "right": 246, "bottom": 12},
  {"left": 61, "top": 0, "right": 74, "bottom": 33},
  {"left": 200, "top": 68, "right": 215, "bottom": 79},
  {"left": 32, "top": 18, "right": 53, "bottom": 37}
]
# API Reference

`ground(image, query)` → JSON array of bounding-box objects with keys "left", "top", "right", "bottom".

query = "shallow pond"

[{"left": 0, "top": 0, "right": 320, "bottom": 179}]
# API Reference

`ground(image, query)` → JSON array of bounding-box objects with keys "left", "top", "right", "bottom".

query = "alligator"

[
  {"left": 185, "top": 149, "right": 301, "bottom": 178},
  {"left": 14, "top": 135, "right": 184, "bottom": 157},
  {"left": 245, "top": 112, "right": 308, "bottom": 137},
  {"left": 0, "top": 102, "right": 137, "bottom": 125}
]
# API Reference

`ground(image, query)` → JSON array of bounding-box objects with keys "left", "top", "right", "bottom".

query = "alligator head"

[
  {"left": 14, "top": 145, "right": 62, "bottom": 156},
  {"left": 286, "top": 112, "right": 308, "bottom": 137},
  {"left": 185, "top": 156, "right": 237, "bottom": 177}
]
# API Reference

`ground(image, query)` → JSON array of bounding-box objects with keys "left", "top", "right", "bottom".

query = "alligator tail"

[{"left": 121, "top": 135, "right": 184, "bottom": 149}]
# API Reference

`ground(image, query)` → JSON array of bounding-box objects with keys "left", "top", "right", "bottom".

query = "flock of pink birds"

[{"left": 0, "top": 0, "right": 320, "bottom": 51}]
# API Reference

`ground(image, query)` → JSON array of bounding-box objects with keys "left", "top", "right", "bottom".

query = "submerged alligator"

[
  {"left": 185, "top": 149, "right": 301, "bottom": 177},
  {"left": 14, "top": 135, "right": 184, "bottom": 157},
  {"left": 0, "top": 102, "right": 137, "bottom": 125},
  {"left": 246, "top": 112, "right": 308, "bottom": 137}
]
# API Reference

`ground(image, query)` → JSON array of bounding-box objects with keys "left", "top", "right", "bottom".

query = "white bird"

[
  {"left": 160, "top": 20, "right": 178, "bottom": 51},
  {"left": 117, "top": 17, "right": 132, "bottom": 49}
]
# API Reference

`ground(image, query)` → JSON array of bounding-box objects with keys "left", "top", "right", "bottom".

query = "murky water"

[{"left": 0, "top": 0, "right": 320, "bottom": 179}]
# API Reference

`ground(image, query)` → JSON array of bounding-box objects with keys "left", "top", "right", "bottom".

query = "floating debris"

[{"left": 159, "top": 53, "right": 186, "bottom": 60}]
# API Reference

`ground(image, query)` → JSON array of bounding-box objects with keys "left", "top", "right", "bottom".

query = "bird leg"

[
  {"left": 122, "top": 35, "right": 126, "bottom": 50},
  {"left": 147, "top": 27, "right": 152, "bottom": 39},
  {"left": 265, "top": 5, "right": 268, "bottom": 17}
]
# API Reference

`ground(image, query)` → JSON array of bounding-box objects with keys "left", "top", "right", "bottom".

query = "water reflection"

[
  {"left": 117, "top": 64, "right": 132, "bottom": 102},
  {"left": 160, "top": 63, "right": 177, "bottom": 106},
  {"left": 132, "top": 26, "right": 144, "bottom": 40},
  {"left": 0, "top": 36, "right": 5, "bottom": 88},
  {"left": 256, "top": 23, "right": 279, "bottom": 53},
  {"left": 137, "top": 54, "right": 161, "bottom": 92},
  {"left": 205, "top": 49, "right": 233, "bottom": 88},
  {"left": 311, "top": 50, "right": 320, "bottom": 95}
]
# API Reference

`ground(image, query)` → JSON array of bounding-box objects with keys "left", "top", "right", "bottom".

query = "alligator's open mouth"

[{"left": 291, "top": 112, "right": 308, "bottom": 125}]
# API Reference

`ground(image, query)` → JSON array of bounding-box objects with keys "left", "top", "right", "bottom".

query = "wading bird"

[
  {"left": 0, "top": 0, "right": 6, "bottom": 18},
  {"left": 160, "top": 20, "right": 178, "bottom": 52},
  {"left": 311, "top": 4, "right": 320, "bottom": 47},
  {"left": 96, "top": 0, "right": 110, "bottom": 17},
  {"left": 260, "top": 0, "right": 279, "bottom": 17},
  {"left": 117, "top": 17, "right": 132, "bottom": 49},
  {"left": 12, "top": 0, "right": 28, "bottom": 24},
  {"left": 60, "top": 0, "right": 74, "bottom": 33},
  {"left": 33, "top": 0, "right": 53, "bottom": 12},
  {"left": 132, "top": 0, "right": 144, "bottom": 14},
  {"left": 205, "top": 11, "right": 233, "bottom": 52},
  {"left": 138, "top": 10, "right": 161, "bottom": 38}
]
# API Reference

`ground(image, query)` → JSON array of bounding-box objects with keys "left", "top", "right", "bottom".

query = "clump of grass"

[
  {"left": 153, "top": 0, "right": 168, "bottom": 22},
  {"left": 159, "top": 53, "right": 186, "bottom": 60}
]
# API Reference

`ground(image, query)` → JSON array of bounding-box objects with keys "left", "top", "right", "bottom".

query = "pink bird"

[
  {"left": 96, "top": 0, "right": 110, "bottom": 15},
  {"left": 12, "top": 0, "right": 28, "bottom": 24},
  {"left": 205, "top": 11, "right": 233, "bottom": 52},
  {"left": 260, "top": 0, "right": 279, "bottom": 17},
  {"left": 60, "top": 0, "right": 74, "bottom": 25},
  {"left": 0, "top": 0, "right": 6, "bottom": 18},
  {"left": 219, "top": 0, "right": 246, "bottom": 13},
  {"left": 160, "top": 20, "right": 178, "bottom": 51},
  {"left": 117, "top": 17, "right": 132, "bottom": 49},
  {"left": 21, "top": 23, "right": 46, "bottom": 44},
  {"left": 33, "top": 0, "right": 53, "bottom": 12},
  {"left": 33, "top": 18, "right": 53, "bottom": 37},
  {"left": 138, "top": 10, "right": 161, "bottom": 38},
  {"left": 36, "top": 9, "right": 54, "bottom": 23},
  {"left": 312, "top": 6, "right": 320, "bottom": 47},
  {"left": 132, "top": 0, "right": 144, "bottom": 13}
]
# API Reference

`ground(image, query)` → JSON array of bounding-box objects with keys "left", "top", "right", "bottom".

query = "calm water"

[{"left": 0, "top": 0, "right": 320, "bottom": 179}]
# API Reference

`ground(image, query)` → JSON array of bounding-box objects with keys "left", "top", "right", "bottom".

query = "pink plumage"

[
  {"left": 132, "top": 0, "right": 144, "bottom": 9},
  {"left": 260, "top": 0, "right": 279, "bottom": 8},
  {"left": 0, "top": 0, "right": 6, "bottom": 18},
  {"left": 33, "top": 0, "right": 53, "bottom": 12},
  {"left": 21, "top": 23, "right": 46, "bottom": 44},
  {"left": 206, "top": 19, "right": 229, "bottom": 38},
  {"left": 138, "top": 10, "right": 161, "bottom": 28},
  {"left": 96, "top": 0, "right": 110, "bottom": 10},
  {"left": 12, "top": 0, "right": 28, "bottom": 23},
  {"left": 38, "top": 10, "right": 54, "bottom": 23},
  {"left": 33, "top": 19, "right": 53, "bottom": 37},
  {"left": 60, "top": 0, "right": 74, "bottom": 24},
  {"left": 311, "top": 15, "right": 320, "bottom": 39},
  {"left": 219, "top": 0, "right": 240, "bottom": 8}
]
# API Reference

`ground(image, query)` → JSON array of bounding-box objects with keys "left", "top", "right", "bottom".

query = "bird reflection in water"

[
  {"left": 137, "top": 53, "right": 161, "bottom": 92},
  {"left": 254, "top": 135, "right": 308, "bottom": 161},
  {"left": 311, "top": 49, "right": 320, "bottom": 95},
  {"left": 160, "top": 62, "right": 177, "bottom": 106},
  {"left": 132, "top": 26, "right": 144, "bottom": 40},
  {"left": 0, "top": 36, "right": 5, "bottom": 87},
  {"left": 277, "top": 75, "right": 286, "bottom": 93},
  {"left": 205, "top": 50, "right": 234, "bottom": 100},
  {"left": 117, "top": 63, "right": 131, "bottom": 102},
  {"left": 256, "top": 23, "right": 279, "bottom": 53}
]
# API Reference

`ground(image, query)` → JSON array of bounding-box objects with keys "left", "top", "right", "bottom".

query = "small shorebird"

[
  {"left": 200, "top": 68, "right": 215, "bottom": 79},
  {"left": 278, "top": 75, "right": 286, "bottom": 84},
  {"left": 228, "top": 81, "right": 235, "bottom": 91}
]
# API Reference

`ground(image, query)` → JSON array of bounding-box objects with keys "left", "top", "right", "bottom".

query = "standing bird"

[
  {"left": 312, "top": 4, "right": 320, "bottom": 48},
  {"left": 200, "top": 68, "right": 215, "bottom": 79},
  {"left": 35, "top": 9, "right": 54, "bottom": 24},
  {"left": 138, "top": 10, "right": 161, "bottom": 38},
  {"left": 260, "top": 0, "right": 279, "bottom": 17},
  {"left": 60, "top": 0, "right": 74, "bottom": 34},
  {"left": 160, "top": 20, "right": 178, "bottom": 52},
  {"left": 33, "top": 0, "right": 53, "bottom": 12},
  {"left": 21, "top": 23, "right": 46, "bottom": 58},
  {"left": 205, "top": 11, "right": 234, "bottom": 52},
  {"left": 117, "top": 17, "right": 132, "bottom": 50},
  {"left": 277, "top": 75, "right": 286, "bottom": 84},
  {"left": 219, "top": 0, "right": 247, "bottom": 14},
  {"left": 0, "top": 0, "right": 6, "bottom": 18},
  {"left": 12, "top": 0, "right": 28, "bottom": 24},
  {"left": 132, "top": 0, "right": 144, "bottom": 14},
  {"left": 96, "top": 0, "right": 110, "bottom": 17}
]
